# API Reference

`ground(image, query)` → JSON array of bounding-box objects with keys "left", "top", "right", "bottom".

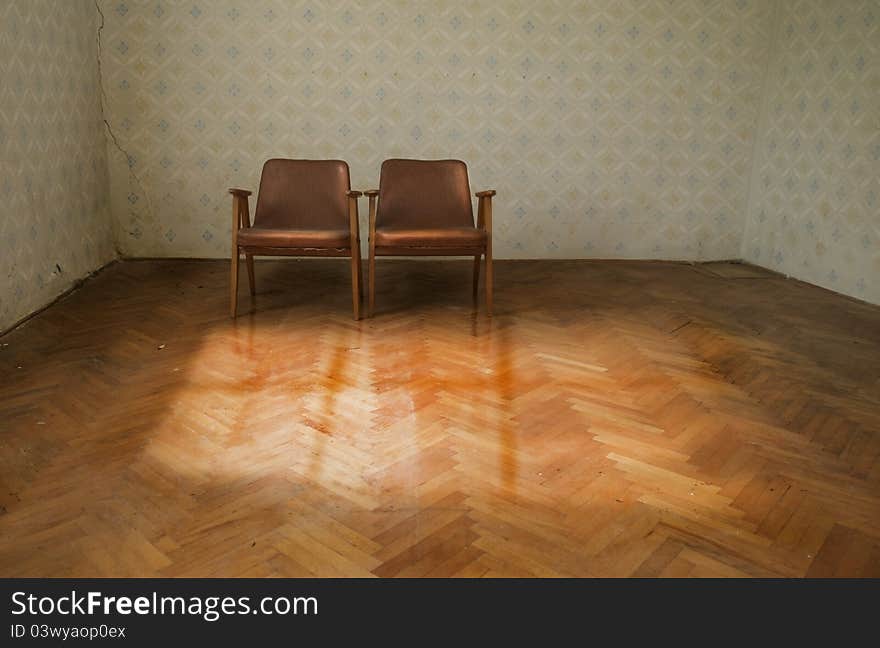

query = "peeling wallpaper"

[
  {"left": 0, "top": 0, "right": 116, "bottom": 332},
  {"left": 743, "top": 0, "right": 880, "bottom": 305},
  {"left": 98, "top": 0, "right": 774, "bottom": 261}
]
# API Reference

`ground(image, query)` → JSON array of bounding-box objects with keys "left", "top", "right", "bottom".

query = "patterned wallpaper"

[
  {"left": 2, "top": 1, "right": 875, "bottom": 328},
  {"left": 98, "top": 0, "right": 775, "bottom": 260},
  {"left": 744, "top": 1, "right": 880, "bottom": 305},
  {"left": 0, "top": 0, "right": 116, "bottom": 332}
]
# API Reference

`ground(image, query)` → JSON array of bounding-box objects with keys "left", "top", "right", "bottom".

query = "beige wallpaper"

[
  {"left": 98, "top": 0, "right": 774, "bottom": 261},
  {"left": 744, "top": 0, "right": 880, "bottom": 305},
  {"left": 0, "top": 0, "right": 116, "bottom": 332},
  {"left": 2, "top": 1, "right": 875, "bottom": 328}
]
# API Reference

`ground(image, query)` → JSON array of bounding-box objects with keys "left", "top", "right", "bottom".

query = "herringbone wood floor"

[{"left": 1, "top": 259, "right": 879, "bottom": 577}]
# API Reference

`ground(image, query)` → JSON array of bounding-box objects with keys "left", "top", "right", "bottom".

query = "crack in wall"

[
  {"left": 741, "top": 0, "right": 784, "bottom": 263},
  {"left": 95, "top": 0, "right": 152, "bottom": 250}
]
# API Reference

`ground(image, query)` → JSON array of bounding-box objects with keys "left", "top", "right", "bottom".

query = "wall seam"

[
  {"left": 94, "top": 0, "right": 152, "bottom": 256},
  {"left": 740, "top": 0, "right": 784, "bottom": 262}
]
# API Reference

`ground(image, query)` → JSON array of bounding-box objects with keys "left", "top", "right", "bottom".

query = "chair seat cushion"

[
  {"left": 237, "top": 227, "right": 351, "bottom": 249},
  {"left": 373, "top": 227, "right": 487, "bottom": 249}
]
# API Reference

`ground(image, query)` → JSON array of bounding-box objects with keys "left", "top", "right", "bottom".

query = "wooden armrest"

[
  {"left": 348, "top": 190, "right": 361, "bottom": 244},
  {"left": 476, "top": 191, "right": 494, "bottom": 233},
  {"left": 364, "top": 189, "right": 380, "bottom": 197},
  {"left": 231, "top": 188, "right": 252, "bottom": 233}
]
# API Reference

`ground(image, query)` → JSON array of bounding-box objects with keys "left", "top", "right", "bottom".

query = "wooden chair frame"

[
  {"left": 366, "top": 188, "right": 495, "bottom": 317},
  {"left": 229, "top": 188, "right": 364, "bottom": 320}
]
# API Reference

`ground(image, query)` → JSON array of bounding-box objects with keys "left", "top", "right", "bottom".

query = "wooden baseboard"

[
  {"left": 0, "top": 260, "right": 119, "bottom": 338},
  {"left": 4, "top": 257, "right": 872, "bottom": 338}
]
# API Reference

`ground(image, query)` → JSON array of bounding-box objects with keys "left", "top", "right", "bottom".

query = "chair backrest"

[
  {"left": 376, "top": 159, "right": 474, "bottom": 229},
  {"left": 253, "top": 159, "right": 350, "bottom": 229}
]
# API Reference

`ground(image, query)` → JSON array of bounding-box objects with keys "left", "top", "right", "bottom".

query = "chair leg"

[
  {"left": 355, "top": 245, "right": 364, "bottom": 300},
  {"left": 245, "top": 253, "right": 255, "bottom": 296},
  {"left": 368, "top": 250, "right": 376, "bottom": 318},
  {"left": 350, "top": 251, "right": 361, "bottom": 321},
  {"left": 485, "top": 248, "right": 493, "bottom": 317},
  {"left": 472, "top": 253, "right": 482, "bottom": 308},
  {"left": 230, "top": 247, "right": 240, "bottom": 318}
]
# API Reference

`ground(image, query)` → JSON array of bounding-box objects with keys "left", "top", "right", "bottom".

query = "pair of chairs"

[{"left": 229, "top": 158, "right": 495, "bottom": 320}]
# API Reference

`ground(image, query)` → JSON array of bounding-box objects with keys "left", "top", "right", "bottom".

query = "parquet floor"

[{"left": 1, "top": 259, "right": 879, "bottom": 577}]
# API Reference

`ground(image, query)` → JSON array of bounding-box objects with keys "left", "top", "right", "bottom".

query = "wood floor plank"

[{"left": 0, "top": 259, "right": 878, "bottom": 576}]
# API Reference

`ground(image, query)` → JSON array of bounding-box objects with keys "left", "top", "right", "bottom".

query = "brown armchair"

[
  {"left": 366, "top": 159, "right": 495, "bottom": 316},
  {"left": 229, "top": 159, "right": 363, "bottom": 319}
]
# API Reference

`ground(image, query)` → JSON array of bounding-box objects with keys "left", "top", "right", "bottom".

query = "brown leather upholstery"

[
  {"left": 231, "top": 158, "right": 363, "bottom": 320},
  {"left": 373, "top": 227, "right": 486, "bottom": 249},
  {"left": 367, "top": 158, "right": 494, "bottom": 317},
  {"left": 254, "top": 159, "right": 350, "bottom": 230},
  {"left": 237, "top": 228, "right": 350, "bottom": 249},
  {"left": 375, "top": 159, "right": 474, "bottom": 229}
]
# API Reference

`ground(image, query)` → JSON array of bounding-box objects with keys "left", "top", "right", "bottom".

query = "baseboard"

[
  {"left": 112, "top": 257, "right": 880, "bottom": 308},
  {"left": 120, "top": 255, "right": 748, "bottom": 264},
  {"left": 0, "top": 260, "right": 119, "bottom": 338},
  {"left": 3, "top": 257, "right": 873, "bottom": 338}
]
